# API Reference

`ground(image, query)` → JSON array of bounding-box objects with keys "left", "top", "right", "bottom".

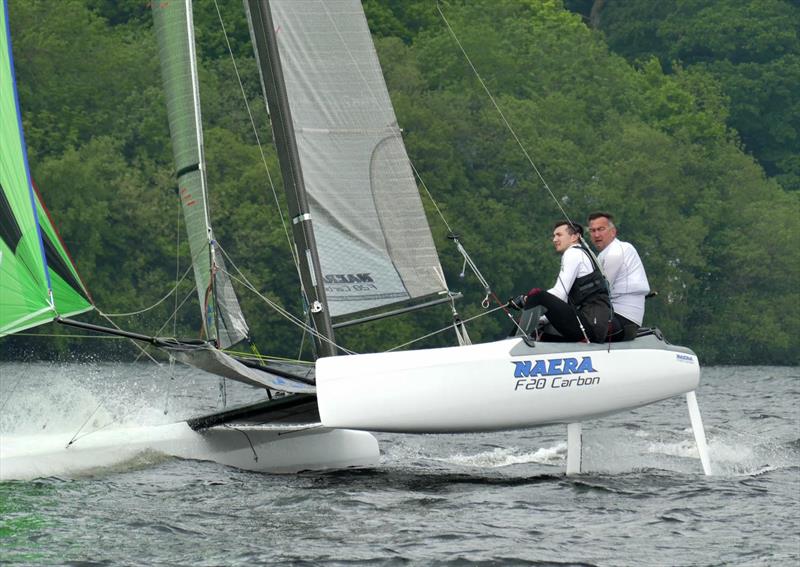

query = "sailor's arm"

[
  {"left": 548, "top": 247, "right": 582, "bottom": 302},
  {"left": 601, "top": 243, "right": 624, "bottom": 287}
]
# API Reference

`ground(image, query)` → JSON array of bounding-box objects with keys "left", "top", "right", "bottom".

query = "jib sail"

[{"left": 152, "top": 0, "right": 248, "bottom": 348}]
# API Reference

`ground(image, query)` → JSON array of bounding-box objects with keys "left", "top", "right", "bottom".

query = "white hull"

[
  {"left": 0, "top": 423, "right": 379, "bottom": 480},
  {"left": 317, "top": 335, "right": 700, "bottom": 433}
]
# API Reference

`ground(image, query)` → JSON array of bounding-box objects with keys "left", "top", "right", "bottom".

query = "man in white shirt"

[
  {"left": 510, "top": 221, "right": 610, "bottom": 343},
  {"left": 587, "top": 212, "right": 650, "bottom": 341}
]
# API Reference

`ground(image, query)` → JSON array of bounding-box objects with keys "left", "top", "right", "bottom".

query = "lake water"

[{"left": 0, "top": 363, "right": 798, "bottom": 566}]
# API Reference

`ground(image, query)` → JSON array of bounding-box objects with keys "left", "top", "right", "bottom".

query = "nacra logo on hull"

[
  {"left": 512, "top": 356, "right": 596, "bottom": 378},
  {"left": 512, "top": 356, "right": 601, "bottom": 391}
]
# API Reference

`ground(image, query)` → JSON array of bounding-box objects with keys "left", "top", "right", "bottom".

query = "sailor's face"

[
  {"left": 588, "top": 217, "right": 617, "bottom": 251},
  {"left": 552, "top": 225, "right": 578, "bottom": 253}
]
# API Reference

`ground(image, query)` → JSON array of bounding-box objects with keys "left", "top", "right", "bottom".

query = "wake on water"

[
  {"left": 379, "top": 424, "right": 797, "bottom": 481},
  {"left": 0, "top": 361, "right": 218, "bottom": 480},
  {"left": 0, "top": 362, "right": 796, "bottom": 481}
]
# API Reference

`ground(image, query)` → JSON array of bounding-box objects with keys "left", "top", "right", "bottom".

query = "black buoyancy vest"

[{"left": 567, "top": 245, "right": 610, "bottom": 308}]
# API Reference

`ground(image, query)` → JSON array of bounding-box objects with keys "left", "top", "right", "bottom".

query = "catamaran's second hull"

[
  {"left": 316, "top": 335, "right": 700, "bottom": 433},
  {"left": 0, "top": 425, "right": 378, "bottom": 481}
]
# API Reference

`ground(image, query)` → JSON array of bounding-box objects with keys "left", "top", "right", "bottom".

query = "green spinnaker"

[{"left": 0, "top": 0, "right": 91, "bottom": 337}]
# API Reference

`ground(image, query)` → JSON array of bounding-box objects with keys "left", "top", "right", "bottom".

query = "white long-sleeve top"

[
  {"left": 548, "top": 246, "right": 595, "bottom": 302},
  {"left": 597, "top": 238, "right": 650, "bottom": 325}
]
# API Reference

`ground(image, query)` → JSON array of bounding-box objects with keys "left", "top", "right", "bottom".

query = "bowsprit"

[{"left": 511, "top": 356, "right": 596, "bottom": 378}]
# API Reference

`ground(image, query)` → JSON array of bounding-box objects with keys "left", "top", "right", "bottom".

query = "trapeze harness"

[
  {"left": 567, "top": 245, "right": 611, "bottom": 342},
  {"left": 524, "top": 244, "right": 611, "bottom": 343}
]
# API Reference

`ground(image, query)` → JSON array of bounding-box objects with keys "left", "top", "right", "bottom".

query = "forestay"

[
  {"left": 265, "top": 0, "right": 447, "bottom": 318},
  {"left": 0, "top": 3, "right": 92, "bottom": 337}
]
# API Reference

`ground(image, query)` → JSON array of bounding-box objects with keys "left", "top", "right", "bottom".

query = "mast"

[
  {"left": 152, "top": 0, "right": 249, "bottom": 349},
  {"left": 182, "top": 0, "right": 223, "bottom": 346},
  {"left": 245, "top": 0, "right": 336, "bottom": 358}
]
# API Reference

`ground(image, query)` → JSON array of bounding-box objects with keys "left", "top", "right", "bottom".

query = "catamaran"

[{"left": 0, "top": 0, "right": 711, "bottom": 479}]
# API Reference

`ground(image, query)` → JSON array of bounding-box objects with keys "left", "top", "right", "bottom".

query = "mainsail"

[
  {"left": 0, "top": 1, "right": 92, "bottom": 337},
  {"left": 250, "top": 0, "right": 448, "bottom": 320},
  {"left": 152, "top": 0, "right": 248, "bottom": 349}
]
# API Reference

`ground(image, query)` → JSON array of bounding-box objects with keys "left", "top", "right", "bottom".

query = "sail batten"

[{"left": 259, "top": 0, "right": 448, "bottom": 320}]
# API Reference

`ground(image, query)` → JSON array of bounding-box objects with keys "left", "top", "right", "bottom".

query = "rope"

[
  {"left": 211, "top": 0, "right": 303, "bottom": 285},
  {"left": 65, "top": 402, "right": 104, "bottom": 448},
  {"left": 96, "top": 310, "right": 163, "bottom": 366},
  {"left": 0, "top": 373, "right": 25, "bottom": 415},
  {"left": 215, "top": 243, "right": 356, "bottom": 355},
  {"left": 101, "top": 264, "right": 194, "bottom": 317},
  {"left": 386, "top": 304, "right": 507, "bottom": 352},
  {"left": 225, "top": 425, "right": 259, "bottom": 462},
  {"left": 174, "top": 200, "right": 182, "bottom": 338},
  {"left": 221, "top": 348, "right": 313, "bottom": 366},
  {"left": 130, "top": 287, "right": 199, "bottom": 364},
  {"left": 436, "top": 1, "right": 576, "bottom": 228},
  {"left": 297, "top": 315, "right": 309, "bottom": 360}
]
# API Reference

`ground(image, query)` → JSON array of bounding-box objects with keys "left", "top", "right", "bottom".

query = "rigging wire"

[
  {"left": 130, "top": 287, "right": 198, "bottom": 363},
  {"left": 436, "top": 0, "right": 576, "bottom": 228},
  {"left": 434, "top": 1, "right": 615, "bottom": 337},
  {"left": 101, "top": 264, "right": 194, "bottom": 318},
  {"left": 97, "top": 309, "right": 163, "bottom": 366},
  {"left": 65, "top": 402, "right": 104, "bottom": 448},
  {"left": 321, "top": 0, "right": 504, "bottom": 332},
  {"left": 0, "top": 374, "right": 25, "bottom": 415},
  {"left": 215, "top": 244, "right": 356, "bottom": 355},
  {"left": 173, "top": 200, "right": 182, "bottom": 338},
  {"left": 13, "top": 333, "right": 124, "bottom": 339},
  {"left": 224, "top": 267, "right": 356, "bottom": 355},
  {"left": 386, "top": 303, "right": 507, "bottom": 352},
  {"left": 211, "top": 0, "right": 303, "bottom": 282}
]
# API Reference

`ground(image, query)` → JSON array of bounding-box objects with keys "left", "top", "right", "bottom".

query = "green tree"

[
  {"left": 3, "top": 0, "right": 796, "bottom": 365},
  {"left": 571, "top": 0, "right": 800, "bottom": 191}
]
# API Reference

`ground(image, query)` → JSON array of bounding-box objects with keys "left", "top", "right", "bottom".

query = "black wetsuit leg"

[{"left": 525, "top": 291, "right": 585, "bottom": 341}]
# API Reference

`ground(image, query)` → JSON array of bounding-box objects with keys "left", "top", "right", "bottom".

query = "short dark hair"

[
  {"left": 553, "top": 220, "right": 583, "bottom": 236},
  {"left": 587, "top": 211, "right": 615, "bottom": 225}
]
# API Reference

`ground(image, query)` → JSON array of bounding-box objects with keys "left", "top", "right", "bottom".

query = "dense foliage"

[
  {"left": 566, "top": 0, "right": 800, "bottom": 192},
  {"left": 3, "top": 0, "right": 797, "bottom": 365}
]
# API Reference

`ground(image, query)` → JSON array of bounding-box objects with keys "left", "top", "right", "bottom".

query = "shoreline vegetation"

[{"left": 3, "top": 0, "right": 797, "bottom": 365}]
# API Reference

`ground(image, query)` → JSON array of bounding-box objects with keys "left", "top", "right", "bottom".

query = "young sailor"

[
  {"left": 587, "top": 212, "right": 650, "bottom": 341},
  {"left": 510, "top": 221, "right": 610, "bottom": 342}
]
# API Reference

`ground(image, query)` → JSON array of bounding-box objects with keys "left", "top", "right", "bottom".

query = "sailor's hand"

[{"left": 508, "top": 295, "right": 527, "bottom": 310}]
